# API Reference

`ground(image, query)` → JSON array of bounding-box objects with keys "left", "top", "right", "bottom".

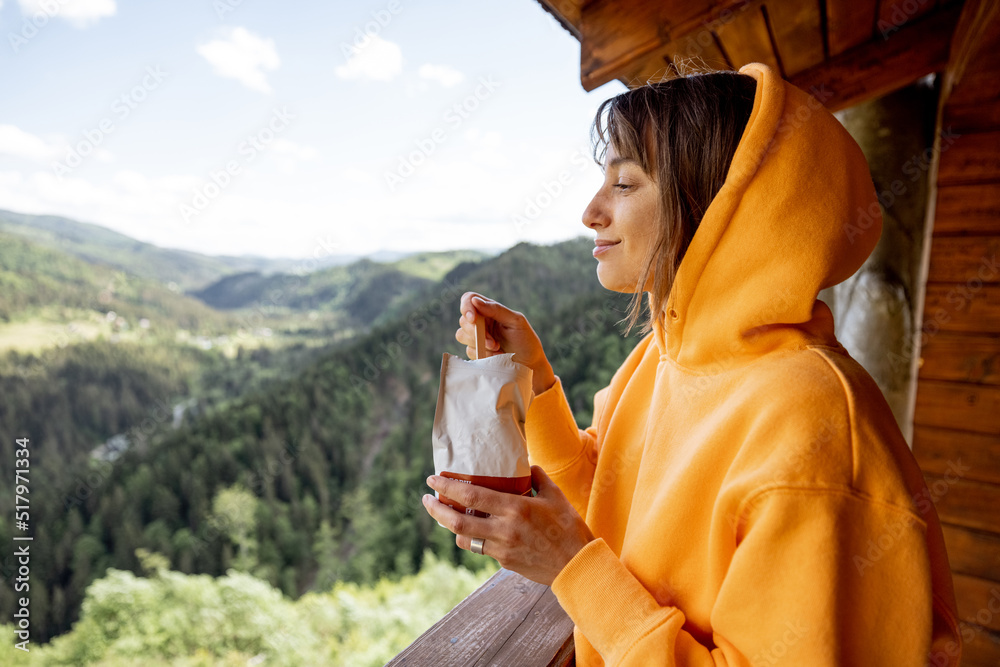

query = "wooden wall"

[{"left": 913, "top": 8, "right": 1000, "bottom": 664}]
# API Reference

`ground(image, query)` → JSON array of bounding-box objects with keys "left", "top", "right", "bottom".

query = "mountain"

[
  {"left": 0, "top": 209, "right": 341, "bottom": 290},
  {"left": 0, "top": 230, "right": 235, "bottom": 333},
  {"left": 188, "top": 250, "right": 488, "bottom": 331}
]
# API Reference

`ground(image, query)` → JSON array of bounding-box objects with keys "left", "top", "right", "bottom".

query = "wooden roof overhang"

[{"left": 535, "top": 0, "right": 997, "bottom": 112}]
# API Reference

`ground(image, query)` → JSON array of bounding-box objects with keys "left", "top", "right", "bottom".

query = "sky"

[{"left": 0, "top": 0, "right": 626, "bottom": 260}]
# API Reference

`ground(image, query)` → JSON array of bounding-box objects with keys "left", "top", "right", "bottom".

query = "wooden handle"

[{"left": 474, "top": 318, "right": 487, "bottom": 360}]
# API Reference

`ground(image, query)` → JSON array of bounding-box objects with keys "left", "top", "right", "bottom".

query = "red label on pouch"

[{"left": 438, "top": 472, "right": 532, "bottom": 518}]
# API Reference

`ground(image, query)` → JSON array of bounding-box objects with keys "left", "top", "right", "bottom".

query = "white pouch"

[{"left": 431, "top": 349, "right": 533, "bottom": 517}]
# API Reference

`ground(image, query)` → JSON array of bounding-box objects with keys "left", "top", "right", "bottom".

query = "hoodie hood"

[{"left": 655, "top": 62, "right": 882, "bottom": 369}]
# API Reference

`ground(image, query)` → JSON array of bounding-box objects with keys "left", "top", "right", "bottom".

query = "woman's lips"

[{"left": 593, "top": 240, "right": 620, "bottom": 257}]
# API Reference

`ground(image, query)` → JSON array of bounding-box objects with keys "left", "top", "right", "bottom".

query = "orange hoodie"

[{"left": 526, "top": 62, "right": 961, "bottom": 666}]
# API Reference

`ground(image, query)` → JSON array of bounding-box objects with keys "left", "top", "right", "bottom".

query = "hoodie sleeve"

[
  {"left": 525, "top": 377, "right": 607, "bottom": 519},
  {"left": 550, "top": 485, "right": 961, "bottom": 666}
]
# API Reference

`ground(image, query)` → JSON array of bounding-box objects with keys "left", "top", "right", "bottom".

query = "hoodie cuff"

[
  {"left": 525, "top": 377, "right": 588, "bottom": 473},
  {"left": 551, "top": 538, "right": 681, "bottom": 659}
]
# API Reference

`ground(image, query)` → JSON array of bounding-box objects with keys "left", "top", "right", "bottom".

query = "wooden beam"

[{"left": 788, "top": 3, "right": 962, "bottom": 111}]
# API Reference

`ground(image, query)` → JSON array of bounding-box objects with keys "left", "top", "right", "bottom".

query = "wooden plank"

[
  {"left": 943, "top": 99, "right": 1000, "bottom": 134},
  {"left": 715, "top": 4, "right": 782, "bottom": 71},
  {"left": 535, "top": 0, "right": 582, "bottom": 35},
  {"left": 579, "top": 0, "right": 760, "bottom": 90},
  {"left": 927, "top": 237, "right": 1000, "bottom": 284},
  {"left": 918, "top": 332, "right": 1000, "bottom": 386},
  {"left": 953, "top": 573, "right": 1000, "bottom": 633},
  {"left": 933, "top": 184, "right": 1000, "bottom": 235},
  {"left": 923, "top": 473, "right": 1000, "bottom": 533},
  {"left": 788, "top": 3, "right": 960, "bottom": 111},
  {"left": 922, "top": 284, "right": 1000, "bottom": 334},
  {"left": 960, "top": 621, "right": 1000, "bottom": 667},
  {"left": 876, "top": 0, "right": 936, "bottom": 39},
  {"left": 763, "top": 0, "right": 825, "bottom": 75},
  {"left": 579, "top": 0, "right": 670, "bottom": 91},
  {"left": 824, "top": 0, "right": 876, "bottom": 56},
  {"left": 388, "top": 569, "right": 573, "bottom": 666},
  {"left": 914, "top": 380, "right": 1000, "bottom": 435},
  {"left": 474, "top": 586, "right": 576, "bottom": 666},
  {"left": 941, "top": 523, "right": 1000, "bottom": 581},
  {"left": 663, "top": 28, "right": 731, "bottom": 71},
  {"left": 938, "top": 131, "right": 1000, "bottom": 185},
  {"left": 618, "top": 48, "right": 675, "bottom": 87},
  {"left": 913, "top": 425, "right": 1000, "bottom": 486}
]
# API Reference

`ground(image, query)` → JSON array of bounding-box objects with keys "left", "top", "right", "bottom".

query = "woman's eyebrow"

[{"left": 607, "top": 156, "right": 640, "bottom": 169}]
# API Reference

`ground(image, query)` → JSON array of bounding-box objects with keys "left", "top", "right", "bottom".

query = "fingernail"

[
  {"left": 421, "top": 494, "right": 431, "bottom": 505},
  {"left": 465, "top": 311, "right": 475, "bottom": 322},
  {"left": 426, "top": 475, "right": 436, "bottom": 486}
]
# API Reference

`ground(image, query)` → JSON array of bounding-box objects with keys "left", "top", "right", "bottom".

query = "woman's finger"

[
  {"left": 426, "top": 475, "right": 510, "bottom": 516},
  {"left": 458, "top": 312, "right": 498, "bottom": 353},
  {"left": 421, "top": 493, "right": 491, "bottom": 536},
  {"left": 470, "top": 296, "right": 522, "bottom": 327},
  {"left": 455, "top": 533, "right": 493, "bottom": 558}
]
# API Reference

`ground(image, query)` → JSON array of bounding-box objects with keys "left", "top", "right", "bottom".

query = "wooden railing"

[{"left": 387, "top": 568, "right": 575, "bottom": 666}]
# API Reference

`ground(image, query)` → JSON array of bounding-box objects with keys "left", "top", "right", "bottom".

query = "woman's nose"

[{"left": 582, "top": 189, "right": 609, "bottom": 230}]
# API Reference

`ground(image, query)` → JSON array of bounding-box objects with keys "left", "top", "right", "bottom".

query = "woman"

[{"left": 421, "top": 62, "right": 961, "bottom": 665}]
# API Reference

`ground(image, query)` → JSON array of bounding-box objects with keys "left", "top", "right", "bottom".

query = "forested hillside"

[{"left": 0, "top": 230, "right": 640, "bottom": 646}]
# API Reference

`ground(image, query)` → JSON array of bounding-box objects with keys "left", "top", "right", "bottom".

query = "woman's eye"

[{"left": 613, "top": 183, "right": 633, "bottom": 191}]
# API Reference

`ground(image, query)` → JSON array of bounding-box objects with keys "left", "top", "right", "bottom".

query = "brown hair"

[{"left": 591, "top": 70, "right": 757, "bottom": 334}]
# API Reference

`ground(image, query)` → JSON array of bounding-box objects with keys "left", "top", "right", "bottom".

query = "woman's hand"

[
  {"left": 422, "top": 465, "right": 595, "bottom": 586},
  {"left": 456, "top": 292, "right": 556, "bottom": 395}
]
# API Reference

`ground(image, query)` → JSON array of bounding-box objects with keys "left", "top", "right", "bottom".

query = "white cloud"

[
  {"left": 0, "top": 125, "right": 57, "bottom": 161},
  {"left": 335, "top": 35, "right": 402, "bottom": 82},
  {"left": 418, "top": 64, "right": 464, "bottom": 87},
  {"left": 18, "top": 0, "right": 116, "bottom": 28},
  {"left": 271, "top": 139, "right": 318, "bottom": 160},
  {"left": 197, "top": 27, "right": 280, "bottom": 94}
]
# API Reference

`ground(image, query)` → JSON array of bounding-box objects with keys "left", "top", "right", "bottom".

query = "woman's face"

[{"left": 582, "top": 143, "right": 661, "bottom": 293}]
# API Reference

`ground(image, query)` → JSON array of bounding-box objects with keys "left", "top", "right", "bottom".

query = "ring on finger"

[{"left": 470, "top": 537, "right": 485, "bottom": 555}]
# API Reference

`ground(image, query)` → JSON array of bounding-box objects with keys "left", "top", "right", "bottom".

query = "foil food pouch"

[{"left": 432, "top": 350, "right": 533, "bottom": 517}]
